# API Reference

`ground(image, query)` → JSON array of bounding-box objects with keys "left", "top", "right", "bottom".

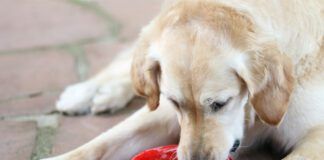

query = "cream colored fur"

[{"left": 45, "top": 0, "right": 323, "bottom": 160}]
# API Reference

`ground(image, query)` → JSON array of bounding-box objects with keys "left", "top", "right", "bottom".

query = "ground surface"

[{"left": 0, "top": 1, "right": 161, "bottom": 160}]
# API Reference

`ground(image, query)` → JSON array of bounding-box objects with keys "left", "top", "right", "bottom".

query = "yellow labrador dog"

[{"left": 45, "top": 0, "right": 323, "bottom": 159}]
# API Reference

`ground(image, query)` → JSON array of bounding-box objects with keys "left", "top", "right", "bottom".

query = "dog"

[{"left": 44, "top": 0, "right": 323, "bottom": 159}]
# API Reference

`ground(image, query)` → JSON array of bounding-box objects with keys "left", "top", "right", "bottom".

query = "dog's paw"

[
  {"left": 91, "top": 80, "right": 134, "bottom": 114},
  {"left": 56, "top": 81, "right": 98, "bottom": 115},
  {"left": 56, "top": 79, "right": 134, "bottom": 115}
]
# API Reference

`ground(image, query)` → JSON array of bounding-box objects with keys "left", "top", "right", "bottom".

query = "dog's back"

[{"left": 213, "top": 0, "right": 323, "bottom": 61}]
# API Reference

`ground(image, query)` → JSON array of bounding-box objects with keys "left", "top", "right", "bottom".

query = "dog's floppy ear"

[
  {"left": 131, "top": 39, "right": 161, "bottom": 110},
  {"left": 236, "top": 45, "right": 295, "bottom": 125}
]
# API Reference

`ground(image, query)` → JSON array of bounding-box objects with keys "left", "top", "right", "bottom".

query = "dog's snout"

[
  {"left": 230, "top": 139, "right": 241, "bottom": 153},
  {"left": 178, "top": 147, "right": 230, "bottom": 160},
  {"left": 191, "top": 153, "right": 212, "bottom": 160},
  {"left": 181, "top": 152, "right": 215, "bottom": 160}
]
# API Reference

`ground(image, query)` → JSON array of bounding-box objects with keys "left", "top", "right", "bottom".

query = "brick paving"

[
  {"left": 0, "top": 0, "right": 108, "bottom": 52},
  {"left": 94, "top": 0, "right": 163, "bottom": 39},
  {"left": 0, "top": 0, "right": 161, "bottom": 160},
  {"left": 0, "top": 50, "right": 77, "bottom": 100},
  {"left": 0, "top": 121, "right": 37, "bottom": 160},
  {"left": 0, "top": 92, "right": 59, "bottom": 117},
  {"left": 84, "top": 41, "right": 128, "bottom": 76}
]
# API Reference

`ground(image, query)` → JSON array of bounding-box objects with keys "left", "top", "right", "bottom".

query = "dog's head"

[{"left": 132, "top": 1, "right": 295, "bottom": 159}]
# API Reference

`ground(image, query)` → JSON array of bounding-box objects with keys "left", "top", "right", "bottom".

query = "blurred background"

[{"left": 0, "top": 0, "right": 162, "bottom": 160}]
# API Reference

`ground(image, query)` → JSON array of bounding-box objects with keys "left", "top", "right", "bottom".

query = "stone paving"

[{"left": 0, "top": 0, "right": 161, "bottom": 160}]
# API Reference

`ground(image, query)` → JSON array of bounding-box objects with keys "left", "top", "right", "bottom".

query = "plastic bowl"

[{"left": 132, "top": 145, "right": 233, "bottom": 160}]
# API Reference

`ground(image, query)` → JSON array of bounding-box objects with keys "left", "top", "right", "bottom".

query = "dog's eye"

[{"left": 210, "top": 97, "right": 232, "bottom": 112}]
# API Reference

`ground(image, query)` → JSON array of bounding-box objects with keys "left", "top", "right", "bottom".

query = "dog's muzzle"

[{"left": 230, "top": 140, "right": 241, "bottom": 153}]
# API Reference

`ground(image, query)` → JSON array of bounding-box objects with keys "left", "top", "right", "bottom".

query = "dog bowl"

[{"left": 132, "top": 145, "right": 233, "bottom": 160}]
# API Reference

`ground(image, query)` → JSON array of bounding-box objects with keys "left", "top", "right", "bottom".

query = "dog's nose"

[
  {"left": 190, "top": 153, "right": 213, "bottom": 160},
  {"left": 230, "top": 139, "right": 241, "bottom": 153}
]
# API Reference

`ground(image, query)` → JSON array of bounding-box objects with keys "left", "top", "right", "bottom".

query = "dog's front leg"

[
  {"left": 283, "top": 125, "right": 324, "bottom": 160},
  {"left": 43, "top": 97, "right": 180, "bottom": 160},
  {"left": 56, "top": 45, "right": 135, "bottom": 114}
]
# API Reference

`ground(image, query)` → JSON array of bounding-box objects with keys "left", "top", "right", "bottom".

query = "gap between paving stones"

[
  {"left": 2, "top": 114, "right": 60, "bottom": 160},
  {"left": 69, "top": 0, "right": 121, "bottom": 37},
  {"left": 0, "top": 37, "right": 104, "bottom": 55},
  {"left": 0, "top": 90, "right": 61, "bottom": 104},
  {"left": 63, "top": 45, "right": 90, "bottom": 81},
  {"left": 31, "top": 127, "right": 56, "bottom": 160}
]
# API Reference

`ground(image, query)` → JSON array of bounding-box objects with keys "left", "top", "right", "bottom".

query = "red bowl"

[{"left": 132, "top": 145, "right": 233, "bottom": 160}]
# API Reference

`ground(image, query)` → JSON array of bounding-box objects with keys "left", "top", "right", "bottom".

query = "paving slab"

[
  {"left": 0, "top": 0, "right": 108, "bottom": 52},
  {"left": 0, "top": 92, "right": 59, "bottom": 117},
  {"left": 94, "top": 0, "right": 163, "bottom": 40},
  {"left": 84, "top": 41, "right": 128, "bottom": 77},
  {"left": 0, "top": 121, "right": 37, "bottom": 160},
  {"left": 0, "top": 50, "right": 77, "bottom": 100}
]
